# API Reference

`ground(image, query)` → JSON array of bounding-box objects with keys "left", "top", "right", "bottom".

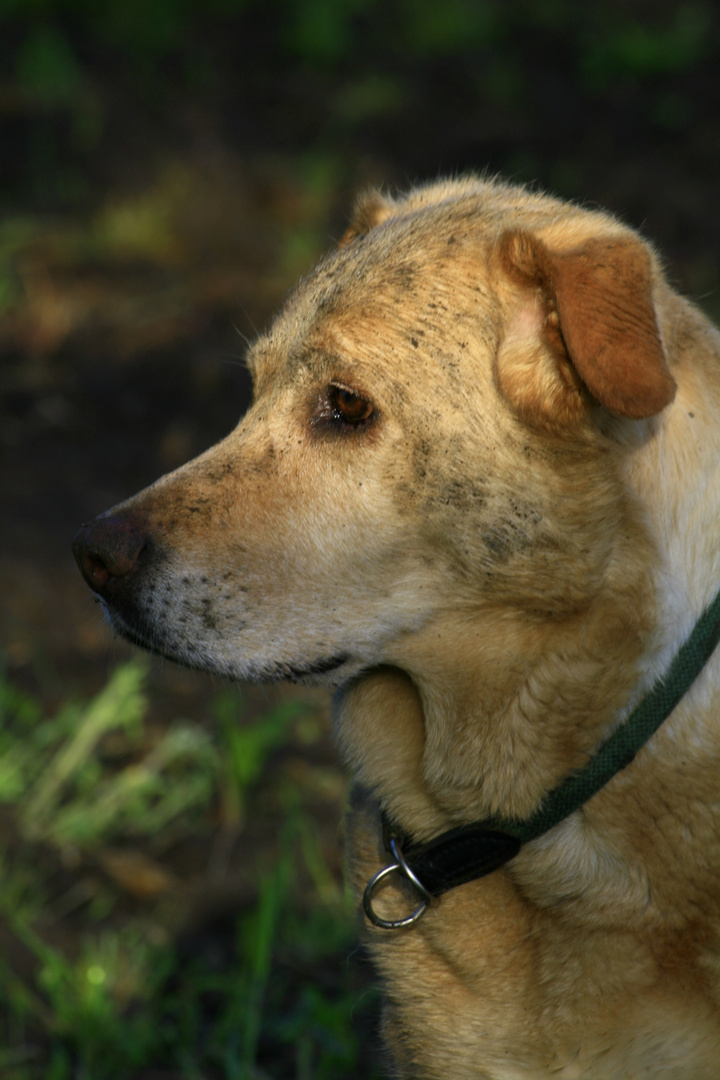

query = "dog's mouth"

[
  {"left": 98, "top": 598, "right": 197, "bottom": 666},
  {"left": 98, "top": 597, "right": 353, "bottom": 685},
  {"left": 254, "top": 652, "right": 352, "bottom": 683}
]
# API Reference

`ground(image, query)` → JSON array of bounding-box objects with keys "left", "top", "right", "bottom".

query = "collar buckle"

[
  {"left": 363, "top": 835, "right": 433, "bottom": 930},
  {"left": 363, "top": 824, "right": 523, "bottom": 931}
]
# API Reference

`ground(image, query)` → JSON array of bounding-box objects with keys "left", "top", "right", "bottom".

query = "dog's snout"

[{"left": 72, "top": 513, "right": 149, "bottom": 595}]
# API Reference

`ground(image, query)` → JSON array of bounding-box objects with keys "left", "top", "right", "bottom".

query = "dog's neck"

[
  {"left": 336, "top": 595, "right": 720, "bottom": 926},
  {"left": 384, "top": 551, "right": 659, "bottom": 830},
  {"left": 337, "top": 607, "right": 649, "bottom": 840}
]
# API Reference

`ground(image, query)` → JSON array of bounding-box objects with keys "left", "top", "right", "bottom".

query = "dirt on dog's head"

[{"left": 73, "top": 176, "right": 674, "bottom": 690}]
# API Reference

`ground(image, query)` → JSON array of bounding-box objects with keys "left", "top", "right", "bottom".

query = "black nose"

[{"left": 72, "top": 513, "right": 149, "bottom": 596}]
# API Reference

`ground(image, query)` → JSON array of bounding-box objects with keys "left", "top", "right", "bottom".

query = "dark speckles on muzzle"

[{"left": 201, "top": 596, "right": 218, "bottom": 632}]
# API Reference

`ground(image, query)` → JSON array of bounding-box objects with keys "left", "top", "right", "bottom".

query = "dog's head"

[{"left": 73, "top": 177, "right": 675, "bottom": 690}]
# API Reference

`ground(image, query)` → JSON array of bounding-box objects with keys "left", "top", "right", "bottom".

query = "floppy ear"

[
  {"left": 498, "top": 230, "right": 676, "bottom": 423},
  {"left": 339, "top": 188, "right": 397, "bottom": 247}
]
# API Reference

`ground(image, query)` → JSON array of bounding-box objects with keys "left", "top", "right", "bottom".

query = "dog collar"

[{"left": 364, "top": 587, "right": 720, "bottom": 930}]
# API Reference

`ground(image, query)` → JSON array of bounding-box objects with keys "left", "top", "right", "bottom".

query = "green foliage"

[
  {"left": 0, "top": 664, "right": 376, "bottom": 1078},
  {"left": 2, "top": 916, "right": 172, "bottom": 1076},
  {"left": 0, "top": 827, "right": 372, "bottom": 1080},
  {"left": 213, "top": 688, "right": 306, "bottom": 825},
  {"left": 0, "top": 660, "right": 218, "bottom": 850},
  {"left": 14, "top": 23, "right": 83, "bottom": 103},
  {"left": 401, "top": 0, "right": 502, "bottom": 56},
  {"left": 581, "top": 4, "right": 712, "bottom": 85},
  {"left": 2, "top": 0, "right": 716, "bottom": 217},
  {"left": 2, "top": 0, "right": 714, "bottom": 76},
  {"left": 282, "top": 0, "right": 367, "bottom": 66},
  {"left": 276, "top": 151, "right": 343, "bottom": 280}
]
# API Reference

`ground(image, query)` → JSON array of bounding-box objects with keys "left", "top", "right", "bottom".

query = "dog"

[{"left": 74, "top": 176, "right": 720, "bottom": 1078}]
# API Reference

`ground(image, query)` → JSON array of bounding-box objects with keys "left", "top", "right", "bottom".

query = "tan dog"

[{"left": 74, "top": 177, "right": 720, "bottom": 1078}]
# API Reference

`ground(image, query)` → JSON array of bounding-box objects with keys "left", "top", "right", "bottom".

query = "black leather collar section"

[{"left": 382, "top": 814, "right": 522, "bottom": 898}]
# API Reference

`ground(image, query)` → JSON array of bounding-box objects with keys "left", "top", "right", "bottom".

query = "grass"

[
  {"left": 0, "top": 661, "right": 382, "bottom": 1079},
  {"left": 0, "top": 660, "right": 219, "bottom": 850}
]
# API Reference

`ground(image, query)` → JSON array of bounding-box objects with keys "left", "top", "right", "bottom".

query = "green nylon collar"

[
  {"left": 504, "top": 586, "right": 720, "bottom": 844},
  {"left": 373, "top": 586, "right": 720, "bottom": 914}
]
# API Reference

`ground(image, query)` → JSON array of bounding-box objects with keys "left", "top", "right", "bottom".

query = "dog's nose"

[{"left": 72, "top": 513, "right": 149, "bottom": 595}]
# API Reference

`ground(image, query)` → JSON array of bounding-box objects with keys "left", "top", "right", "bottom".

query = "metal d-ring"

[{"left": 362, "top": 836, "right": 433, "bottom": 930}]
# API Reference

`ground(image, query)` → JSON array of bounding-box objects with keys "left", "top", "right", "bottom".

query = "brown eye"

[{"left": 328, "top": 384, "right": 375, "bottom": 426}]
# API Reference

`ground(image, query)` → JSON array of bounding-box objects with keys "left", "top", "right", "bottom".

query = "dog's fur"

[{"left": 74, "top": 177, "right": 720, "bottom": 1078}]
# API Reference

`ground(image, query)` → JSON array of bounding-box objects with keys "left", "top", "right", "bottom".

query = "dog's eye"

[{"left": 328, "top": 385, "right": 375, "bottom": 427}]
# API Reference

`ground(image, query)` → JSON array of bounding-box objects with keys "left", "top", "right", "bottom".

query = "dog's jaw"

[{"left": 100, "top": 590, "right": 354, "bottom": 684}]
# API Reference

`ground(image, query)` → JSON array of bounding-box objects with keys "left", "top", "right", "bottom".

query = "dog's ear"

[
  {"left": 339, "top": 188, "right": 397, "bottom": 246},
  {"left": 497, "top": 230, "right": 676, "bottom": 425}
]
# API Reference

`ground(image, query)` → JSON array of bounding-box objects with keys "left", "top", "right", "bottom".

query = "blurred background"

[{"left": 2, "top": 1, "right": 720, "bottom": 1076}]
